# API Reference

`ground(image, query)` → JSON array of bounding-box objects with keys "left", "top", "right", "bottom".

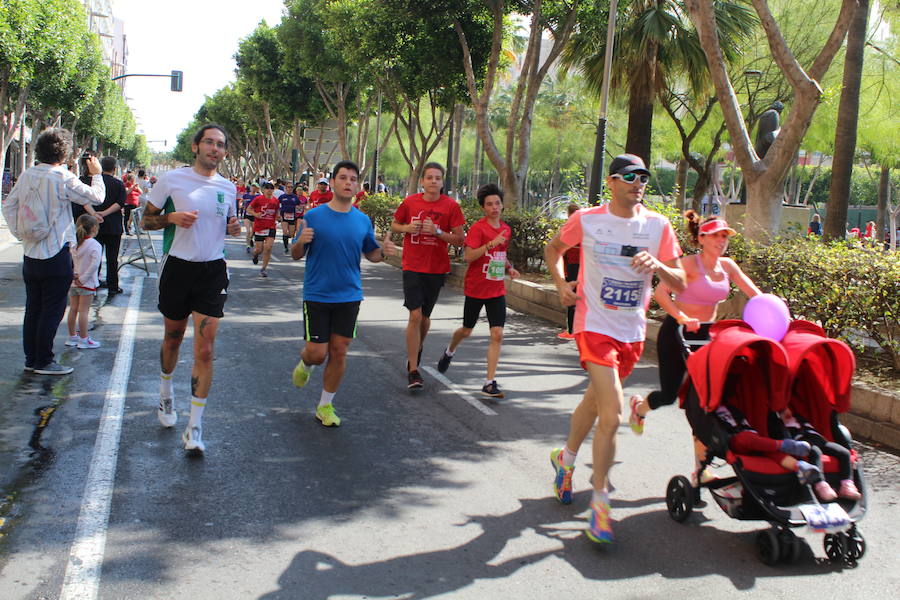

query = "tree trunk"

[
  {"left": 876, "top": 164, "right": 889, "bottom": 246},
  {"left": 824, "top": 0, "right": 869, "bottom": 240},
  {"left": 625, "top": 51, "right": 656, "bottom": 164},
  {"left": 745, "top": 176, "right": 785, "bottom": 234},
  {"left": 691, "top": 167, "right": 712, "bottom": 213},
  {"left": 676, "top": 159, "right": 688, "bottom": 212}
]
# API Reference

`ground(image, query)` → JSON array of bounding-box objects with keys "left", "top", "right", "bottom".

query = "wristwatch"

[{"left": 434, "top": 226, "right": 443, "bottom": 236}]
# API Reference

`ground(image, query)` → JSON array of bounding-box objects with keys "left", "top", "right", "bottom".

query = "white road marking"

[
  {"left": 60, "top": 275, "right": 144, "bottom": 600},
  {"left": 0, "top": 240, "right": 18, "bottom": 253},
  {"left": 421, "top": 366, "right": 498, "bottom": 416}
]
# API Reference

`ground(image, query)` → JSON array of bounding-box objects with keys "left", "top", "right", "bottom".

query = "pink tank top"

[{"left": 676, "top": 254, "right": 731, "bottom": 306}]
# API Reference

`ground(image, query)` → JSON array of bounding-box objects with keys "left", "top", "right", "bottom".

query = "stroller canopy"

[
  {"left": 683, "top": 320, "right": 791, "bottom": 431},
  {"left": 782, "top": 320, "right": 856, "bottom": 441}
]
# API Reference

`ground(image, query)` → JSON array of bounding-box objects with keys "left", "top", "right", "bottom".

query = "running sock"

[
  {"left": 160, "top": 371, "right": 174, "bottom": 399},
  {"left": 484, "top": 379, "right": 493, "bottom": 386},
  {"left": 591, "top": 488, "right": 610, "bottom": 505},
  {"left": 445, "top": 347, "right": 455, "bottom": 357},
  {"left": 561, "top": 445, "right": 577, "bottom": 468},
  {"left": 318, "top": 391, "right": 335, "bottom": 408},
  {"left": 283, "top": 235, "right": 289, "bottom": 249},
  {"left": 189, "top": 396, "right": 206, "bottom": 428}
]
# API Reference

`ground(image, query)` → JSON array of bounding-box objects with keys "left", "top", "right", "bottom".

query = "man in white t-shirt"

[
  {"left": 141, "top": 123, "right": 242, "bottom": 453},
  {"left": 544, "top": 154, "right": 687, "bottom": 544}
]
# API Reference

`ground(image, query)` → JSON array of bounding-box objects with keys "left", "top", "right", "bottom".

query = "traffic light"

[{"left": 170, "top": 70, "right": 183, "bottom": 92}]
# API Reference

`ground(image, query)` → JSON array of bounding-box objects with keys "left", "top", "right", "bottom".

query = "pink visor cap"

[{"left": 699, "top": 219, "right": 737, "bottom": 236}]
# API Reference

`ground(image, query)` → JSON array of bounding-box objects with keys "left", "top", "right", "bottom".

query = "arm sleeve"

[
  {"left": 227, "top": 185, "right": 237, "bottom": 217},
  {"left": 362, "top": 222, "right": 379, "bottom": 254},
  {"left": 65, "top": 173, "right": 106, "bottom": 206},
  {"left": 393, "top": 200, "right": 409, "bottom": 223},
  {"left": 115, "top": 180, "right": 126, "bottom": 207},
  {"left": 464, "top": 224, "right": 484, "bottom": 249},
  {"left": 558, "top": 211, "right": 583, "bottom": 248},
  {"left": 148, "top": 175, "right": 169, "bottom": 209},
  {"left": 87, "top": 243, "right": 103, "bottom": 273},
  {"left": 449, "top": 202, "right": 466, "bottom": 228},
  {"left": 657, "top": 221, "right": 682, "bottom": 262}
]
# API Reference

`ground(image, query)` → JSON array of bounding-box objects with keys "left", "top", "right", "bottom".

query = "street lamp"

[{"left": 586, "top": 0, "right": 619, "bottom": 205}]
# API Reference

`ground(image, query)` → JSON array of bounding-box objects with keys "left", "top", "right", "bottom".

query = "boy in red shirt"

[
  {"left": 391, "top": 162, "right": 466, "bottom": 389},
  {"left": 247, "top": 182, "right": 281, "bottom": 277},
  {"left": 436, "top": 184, "right": 519, "bottom": 398}
]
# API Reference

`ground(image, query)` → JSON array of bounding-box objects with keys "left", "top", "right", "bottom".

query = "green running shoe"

[
  {"left": 292, "top": 360, "right": 314, "bottom": 387},
  {"left": 316, "top": 403, "right": 341, "bottom": 427}
]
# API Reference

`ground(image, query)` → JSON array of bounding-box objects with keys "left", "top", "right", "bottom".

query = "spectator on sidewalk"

[
  {"left": 1, "top": 127, "right": 105, "bottom": 375},
  {"left": 86, "top": 157, "right": 126, "bottom": 295}
]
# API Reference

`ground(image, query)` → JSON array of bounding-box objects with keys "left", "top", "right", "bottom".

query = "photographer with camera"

[
  {"left": 2, "top": 128, "right": 105, "bottom": 375},
  {"left": 543, "top": 154, "right": 686, "bottom": 544}
]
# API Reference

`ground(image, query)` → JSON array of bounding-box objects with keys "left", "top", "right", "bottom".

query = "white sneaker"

[
  {"left": 77, "top": 337, "right": 101, "bottom": 349},
  {"left": 157, "top": 397, "right": 177, "bottom": 427},
  {"left": 182, "top": 425, "right": 205, "bottom": 453},
  {"left": 64, "top": 335, "right": 80, "bottom": 347}
]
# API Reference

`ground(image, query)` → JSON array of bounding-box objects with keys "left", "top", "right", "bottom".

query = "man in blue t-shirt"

[
  {"left": 278, "top": 182, "right": 303, "bottom": 253},
  {"left": 290, "top": 160, "right": 396, "bottom": 427}
]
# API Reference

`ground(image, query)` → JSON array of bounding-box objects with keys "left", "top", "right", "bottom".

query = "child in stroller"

[{"left": 776, "top": 407, "right": 861, "bottom": 501}]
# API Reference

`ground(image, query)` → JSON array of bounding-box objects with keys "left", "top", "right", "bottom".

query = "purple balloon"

[{"left": 743, "top": 294, "right": 790, "bottom": 341}]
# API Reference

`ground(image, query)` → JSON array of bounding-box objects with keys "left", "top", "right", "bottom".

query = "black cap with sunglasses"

[{"left": 608, "top": 153, "right": 650, "bottom": 185}]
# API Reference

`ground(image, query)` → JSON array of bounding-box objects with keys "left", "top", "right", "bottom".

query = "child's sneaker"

[
  {"left": 780, "top": 439, "right": 811, "bottom": 458},
  {"left": 838, "top": 479, "right": 861, "bottom": 500},
  {"left": 628, "top": 395, "right": 644, "bottom": 435},
  {"left": 77, "top": 337, "right": 101, "bottom": 349},
  {"left": 65, "top": 334, "right": 80, "bottom": 347},
  {"left": 586, "top": 499, "right": 614, "bottom": 544},
  {"left": 549, "top": 447, "right": 574, "bottom": 505},
  {"left": 813, "top": 480, "right": 838, "bottom": 502}
]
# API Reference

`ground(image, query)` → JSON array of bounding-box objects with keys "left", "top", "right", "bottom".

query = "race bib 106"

[
  {"left": 600, "top": 277, "right": 643, "bottom": 309},
  {"left": 485, "top": 250, "right": 506, "bottom": 281}
]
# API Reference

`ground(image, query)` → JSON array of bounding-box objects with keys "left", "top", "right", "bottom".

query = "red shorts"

[{"left": 575, "top": 331, "right": 644, "bottom": 379}]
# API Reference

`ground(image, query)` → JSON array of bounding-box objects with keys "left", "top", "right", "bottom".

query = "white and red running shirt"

[{"left": 559, "top": 203, "right": 681, "bottom": 343}]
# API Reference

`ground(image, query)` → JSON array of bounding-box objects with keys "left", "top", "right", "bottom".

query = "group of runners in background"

[{"left": 141, "top": 122, "right": 771, "bottom": 546}]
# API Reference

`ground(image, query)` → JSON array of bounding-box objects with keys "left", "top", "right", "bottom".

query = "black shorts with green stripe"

[{"left": 303, "top": 300, "right": 361, "bottom": 343}]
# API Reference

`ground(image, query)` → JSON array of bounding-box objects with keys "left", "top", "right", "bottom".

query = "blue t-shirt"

[
  {"left": 303, "top": 205, "right": 379, "bottom": 303},
  {"left": 279, "top": 194, "right": 302, "bottom": 219},
  {"left": 241, "top": 193, "right": 255, "bottom": 210}
]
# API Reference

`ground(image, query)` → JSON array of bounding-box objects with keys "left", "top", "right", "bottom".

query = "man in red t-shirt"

[
  {"left": 435, "top": 184, "right": 519, "bottom": 398},
  {"left": 308, "top": 178, "right": 333, "bottom": 211},
  {"left": 390, "top": 162, "right": 465, "bottom": 389},
  {"left": 247, "top": 182, "right": 281, "bottom": 277}
]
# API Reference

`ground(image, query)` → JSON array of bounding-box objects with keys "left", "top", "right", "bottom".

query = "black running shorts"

[
  {"left": 254, "top": 228, "right": 277, "bottom": 241},
  {"left": 462, "top": 295, "right": 506, "bottom": 329},
  {"left": 402, "top": 270, "right": 446, "bottom": 317},
  {"left": 303, "top": 300, "right": 361, "bottom": 343},
  {"left": 158, "top": 256, "right": 228, "bottom": 320}
]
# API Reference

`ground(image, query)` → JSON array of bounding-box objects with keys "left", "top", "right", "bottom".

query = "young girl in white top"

[{"left": 65, "top": 214, "right": 103, "bottom": 349}]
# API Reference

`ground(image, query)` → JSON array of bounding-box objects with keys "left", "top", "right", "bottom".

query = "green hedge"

[{"left": 730, "top": 237, "right": 900, "bottom": 372}]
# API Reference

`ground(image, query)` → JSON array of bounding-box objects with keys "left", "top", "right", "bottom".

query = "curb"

[{"left": 384, "top": 249, "right": 900, "bottom": 451}]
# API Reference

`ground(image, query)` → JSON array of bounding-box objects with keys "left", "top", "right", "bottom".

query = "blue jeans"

[{"left": 23, "top": 245, "right": 73, "bottom": 368}]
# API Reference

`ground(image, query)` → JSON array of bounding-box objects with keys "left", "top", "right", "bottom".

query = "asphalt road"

[{"left": 0, "top": 233, "right": 898, "bottom": 599}]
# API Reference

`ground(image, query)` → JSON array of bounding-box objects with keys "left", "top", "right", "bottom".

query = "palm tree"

[{"left": 562, "top": 0, "right": 756, "bottom": 163}]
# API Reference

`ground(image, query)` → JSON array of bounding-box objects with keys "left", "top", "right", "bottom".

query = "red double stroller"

[{"left": 665, "top": 320, "right": 867, "bottom": 566}]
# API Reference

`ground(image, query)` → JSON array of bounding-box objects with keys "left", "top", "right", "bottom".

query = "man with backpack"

[{"left": 1, "top": 128, "right": 106, "bottom": 375}]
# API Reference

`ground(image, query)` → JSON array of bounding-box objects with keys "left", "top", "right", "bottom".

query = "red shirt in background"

[
  {"left": 309, "top": 189, "right": 333, "bottom": 210},
  {"left": 249, "top": 195, "right": 280, "bottom": 232},
  {"left": 563, "top": 244, "right": 580, "bottom": 266},
  {"left": 464, "top": 218, "right": 512, "bottom": 299},
  {"left": 354, "top": 190, "right": 367, "bottom": 207},
  {"left": 393, "top": 193, "right": 466, "bottom": 274}
]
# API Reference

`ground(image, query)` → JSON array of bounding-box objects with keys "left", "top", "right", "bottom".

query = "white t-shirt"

[
  {"left": 273, "top": 189, "right": 285, "bottom": 199},
  {"left": 560, "top": 204, "right": 681, "bottom": 343},
  {"left": 148, "top": 167, "right": 236, "bottom": 262}
]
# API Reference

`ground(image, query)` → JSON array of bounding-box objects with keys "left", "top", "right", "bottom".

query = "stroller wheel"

[
  {"left": 823, "top": 532, "right": 848, "bottom": 562},
  {"left": 846, "top": 527, "right": 866, "bottom": 561},
  {"left": 756, "top": 529, "right": 781, "bottom": 566},
  {"left": 778, "top": 529, "right": 803, "bottom": 564},
  {"left": 666, "top": 476, "right": 694, "bottom": 523}
]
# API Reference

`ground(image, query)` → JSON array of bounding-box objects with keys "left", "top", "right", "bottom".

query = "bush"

[
  {"left": 734, "top": 237, "right": 900, "bottom": 372},
  {"left": 358, "top": 192, "right": 403, "bottom": 240}
]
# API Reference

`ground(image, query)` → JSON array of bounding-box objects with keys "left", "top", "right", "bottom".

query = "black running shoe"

[
  {"left": 407, "top": 370, "right": 424, "bottom": 389},
  {"left": 481, "top": 381, "right": 504, "bottom": 398},
  {"left": 437, "top": 349, "right": 453, "bottom": 373}
]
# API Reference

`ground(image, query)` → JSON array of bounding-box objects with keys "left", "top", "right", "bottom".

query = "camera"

[{"left": 620, "top": 244, "right": 639, "bottom": 257}]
